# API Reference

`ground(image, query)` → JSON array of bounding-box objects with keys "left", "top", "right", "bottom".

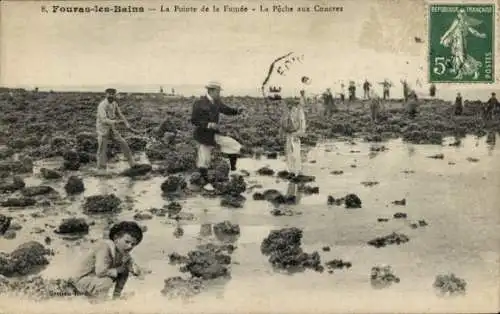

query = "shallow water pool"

[{"left": 1, "top": 135, "right": 499, "bottom": 313}]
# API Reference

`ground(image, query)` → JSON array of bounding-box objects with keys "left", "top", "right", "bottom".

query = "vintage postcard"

[{"left": 0, "top": 0, "right": 499, "bottom": 313}]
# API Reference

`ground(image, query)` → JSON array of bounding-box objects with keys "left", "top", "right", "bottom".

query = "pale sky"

[{"left": 1, "top": 0, "right": 498, "bottom": 96}]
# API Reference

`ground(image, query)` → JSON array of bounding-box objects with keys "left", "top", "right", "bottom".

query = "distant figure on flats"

[
  {"left": 190, "top": 81, "right": 245, "bottom": 191},
  {"left": 454, "top": 92, "right": 463, "bottom": 115},
  {"left": 401, "top": 79, "right": 409, "bottom": 102},
  {"left": 483, "top": 92, "right": 499, "bottom": 120},
  {"left": 348, "top": 81, "right": 356, "bottom": 101},
  {"left": 339, "top": 82, "right": 346, "bottom": 104},
  {"left": 71, "top": 221, "right": 144, "bottom": 301},
  {"left": 369, "top": 91, "right": 382, "bottom": 123},
  {"left": 379, "top": 79, "right": 391, "bottom": 100},
  {"left": 429, "top": 83, "right": 437, "bottom": 97},
  {"left": 280, "top": 96, "right": 306, "bottom": 176},
  {"left": 96, "top": 88, "right": 135, "bottom": 174},
  {"left": 407, "top": 90, "right": 419, "bottom": 118},
  {"left": 363, "top": 79, "right": 371, "bottom": 99},
  {"left": 322, "top": 88, "right": 336, "bottom": 117}
]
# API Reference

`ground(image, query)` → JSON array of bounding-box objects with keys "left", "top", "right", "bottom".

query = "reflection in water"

[
  {"left": 407, "top": 144, "right": 416, "bottom": 157},
  {"left": 286, "top": 182, "right": 303, "bottom": 204},
  {"left": 96, "top": 177, "right": 111, "bottom": 194}
]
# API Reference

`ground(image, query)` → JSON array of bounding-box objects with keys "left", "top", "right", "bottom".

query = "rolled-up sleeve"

[
  {"left": 97, "top": 102, "right": 114, "bottom": 125},
  {"left": 219, "top": 102, "right": 239, "bottom": 116},
  {"left": 94, "top": 243, "right": 117, "bottom": 278}
]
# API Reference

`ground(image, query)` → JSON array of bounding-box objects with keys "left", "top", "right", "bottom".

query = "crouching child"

[{"left": 71, "top": 221, "right": 143, "bottom": 301}]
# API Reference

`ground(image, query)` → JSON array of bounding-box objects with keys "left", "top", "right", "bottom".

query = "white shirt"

[{"left": 96, "top": 99, "right": 118, "bottom": 135}]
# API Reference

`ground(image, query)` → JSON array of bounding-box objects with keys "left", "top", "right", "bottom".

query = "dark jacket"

[{"left": 190, "top": 96, "right": 239, "bottom": 146}]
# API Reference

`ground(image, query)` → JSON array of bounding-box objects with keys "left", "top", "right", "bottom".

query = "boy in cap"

[
  {"left": 96, "top": 88, "right": 136, "bottom": 173},
  {"left": 190, "top": 81, "right": 245, "bottom": 191},
  {"left": 71, "top": 221, "right": 144, "bottom": 300}
]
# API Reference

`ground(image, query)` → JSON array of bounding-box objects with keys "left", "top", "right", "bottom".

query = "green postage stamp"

[{"left": 428, "top": 3, "right": 495, "bottom": 83}]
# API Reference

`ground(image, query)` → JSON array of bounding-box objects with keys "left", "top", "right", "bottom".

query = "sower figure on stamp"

[
  {"left": 190, "top": 81, "right": 245, "bottom": 191},
  {"left": 96, "top": 88, "right": 136, "bottom": 174},
  {"left": 71, "top": 221, "right": 144, "bottom": 301},
  {"left": 440, "top": 8, "right": 486, "bottom": 80}
]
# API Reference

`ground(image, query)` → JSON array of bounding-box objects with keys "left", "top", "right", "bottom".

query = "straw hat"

[{"left": 205, "top": 81, "right": 223, "bottom": 90}]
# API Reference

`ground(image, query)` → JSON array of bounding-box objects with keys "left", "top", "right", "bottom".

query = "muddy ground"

[{"left": 0, "top": 90, "right": 499, "bottom": 313}]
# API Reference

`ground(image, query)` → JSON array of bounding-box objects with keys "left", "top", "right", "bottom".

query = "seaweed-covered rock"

[
  {"left": 0, "top": 241, "right": 51, "bottom": 277},
  {"left": 270, "top": 207, "right": 302, "bottom": 216},
  {"left": 1, "top": 197, "right": 36, "bottom": 208},
  {"left": 345, "top": 193, "right": 362, "bottom": 208},
  {"left": 62, "top": 150, "right": 81, "bottom": 170},
  {"left": 161, "top": 175, "right": 187, "bottom": 194},
  {"left": 121, "top": 164, "right": 152, "bottom": 177},
  {"left": 213, "top": 221, "right": 240, "bottom": 242},
  {"left": 0, "top": 176, "right": 25, "bottom": 193},
  {"left": 40, "top": 168, "right": 62, "bottom": 180},
  {"left": 215, "top": 175, "right": 247, "bottom": 196},
  {"left": 83, "top": 194, "right": 121, "bottom": 213},
  {"left": 325, "top": 259, "right": 352, "bottom": 270},
  {"left": 433, "top": 273, "right": 466, "bottom": 296},
  {"left": 169, "top": 252, "right": 189, "bottom": 265},
  {"left": 0, "top": 147, "right": 14, "bottom": 160},
  {"left": 199, "top": 223, "right": 212, "bottom": 237},
  {"left": 428, "top": 153, "right": 444, "bottom": 159},
  {"left": 64, "top": 176, "right": 85, "bottom": 195},
  {"left": 208, "top": 157, "right": 230, "bottom": 182},
  {"left": 393, "top": 212, "right": 407, "bottom": 219},
  {"left": 179, "top": 250, "right": 232, "bottom": 280},
  {"left": 327, "top": 195, "right": 344, "bottom": 206},
  {"left": 392, "top": 199, "right": 406, "bottom": 206},
  {"left": 370, "top": 265, "right": 400, "bottom": 288},
  {"left": 54, "top": 218, "right": 89, "bottom": 235},
  {"left": 133, "top": 211, "right": 153, "bottom": 221},
  {"left": 257, "top": 167, "right": 275, "bottom": 176},
  {"left": 125, "top": 136, "right": 148, "bottom": 152},
  {"left": 165, "top": 202, "right": 182, "bottom": 217},
  {"left": 290, "top": 174, "right": 315, "bottom": 184},
  {"left": 161, "top": 276, "right": 205, "bottom": 299},
  {"left": 277, "top": 170, "right": 295, "bottom": 180},
  {"left": 367, "top": 232, "right": 409, "bottom": 248},
  {"left": 260, "top": 227, "right": 322, "bottom": 273},
  {"left": 0, "top": 157, "right": 33, "bottom": 174},
  {"left": 299, "top": 185, "right": 319, "bottom": 194},
  {"left": 21, "top": 185, "right": 56, "bottom": 197},
  {"left": 0, "top": 214, "right": 12, "bottom": 235},
  {"left": 253, "top": 189, "right": 296, "bottom": 206},
  {"left": 220, "top": 195, "right": 246, "bottom": 208}
]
